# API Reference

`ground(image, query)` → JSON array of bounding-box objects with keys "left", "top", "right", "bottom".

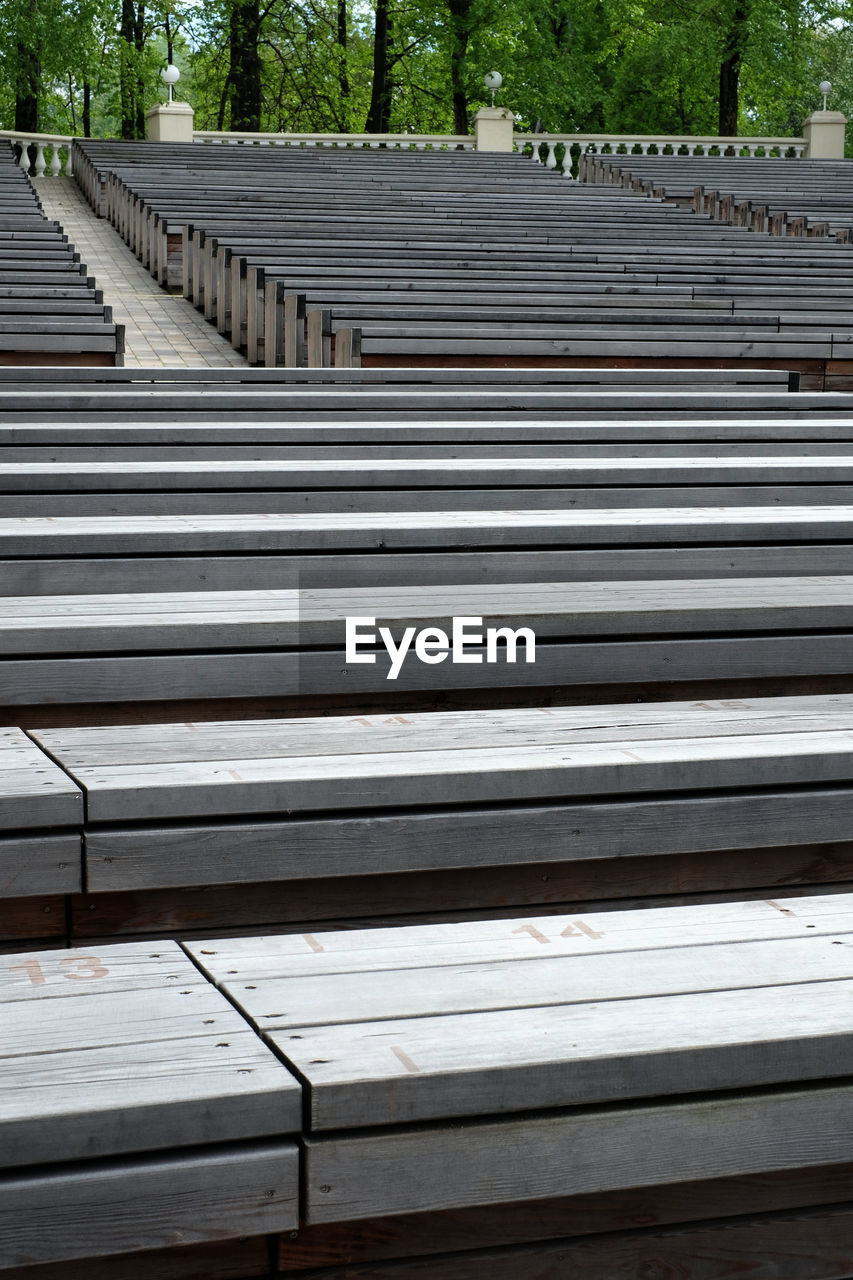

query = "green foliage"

[{"left": 2, "top": 0, "right": 853, "bottom": 141}]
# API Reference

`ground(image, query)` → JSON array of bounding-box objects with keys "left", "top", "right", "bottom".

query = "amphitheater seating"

[
  {"left": 1, "top": 894, "right": 853, "bottom": 1272},
  {"left": 3, "top": 139, "right": 853, "bottom": 1278},
  {"left": 0, "top": 144, "right": 124, "bottom": 365},
  {"left": 2, "top": 693, "right": 853, "bottom": 951},
  {"left": 68, "top": 140, "right": 853, "bottom": 385},
  {"left": 584, "top": 154, "right": 853, "bottom": 239},
  {"left": 2, "top": 367, "right": 853, "bottom": 708},
  {"left": 2, "top": 368, "right": 853, "bottom": 950}
]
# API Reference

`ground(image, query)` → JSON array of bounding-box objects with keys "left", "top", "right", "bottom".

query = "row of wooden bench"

[
  {"left": 2, "top": 891, "right": 853, "bottom": 1274},
  {"left": 586, "top": 154, "right": 853, "bottom": 240},
  {"left": 67, "top": 141, "right": 853, "bottom": 385},
  {"left": 2, "top": 369, "right": 853, "bottom": 948},
  {"left": 6, "top": 690, "right": 853, "bottom": 912},
  {"left": 0, "top": 144, "right": 124, "bottom": 366},
  {"left": 4, "top": 148, "right": 853, "bottom": 1277}
]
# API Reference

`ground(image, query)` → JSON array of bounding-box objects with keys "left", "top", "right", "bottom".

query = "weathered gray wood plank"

[
  {"left": 0, "top": 834, "right": 81, "bottom": 897},
  {"left": 3, "top": 506, "right": 853, "bottom": 556},
  {"left": 0, "top": 1142, "right": 298, "bottom": 1266},
  {"left": 87, "top": 786, "right": 853, "bottom": 890},
  {"left": 0, "top": 940, "right": 191, "bottom": 1000},
  {"left": 303, "top": 1083, "right": 853, "bottom": 1221},
  {"left": 0, "top": 729, "right": 82, "bottom": 829},
  {"left": 43, "top": 726, "right": 853, "bottom": 823},
  {"left": 5, "top": 578, "right": 853, "bottom": 654},
  {"left": 0, "top": 1030, "right": 300, "bottom": 1167},
  {"left": 280, "top": 979, "right": 853, "bottom": 1128},
  {"left": 5, "top": 636, "right": 853, "bottom": 703},
  {"left": 7, "top": 455, "right": 853, "bottom": 489},
  {"left": 186, "top": 893, "right": 853, "bottom": 980},
  {"left": 38, "top": 693, "right": 853, "bottom": 764},
  {"left": 214, "top": 934, "right": 853, "bottom": 1036},
  {"left": 0, "top": 942, "right": 301, "bottom": 1162}
]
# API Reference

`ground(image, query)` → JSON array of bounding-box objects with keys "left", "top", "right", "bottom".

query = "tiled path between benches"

[{"left": 36, "top": 178, "right": 247, "bottom": 367}]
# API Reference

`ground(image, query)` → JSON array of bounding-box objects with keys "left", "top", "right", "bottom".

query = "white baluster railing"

[
  {"left": 517, "top": 131, "right": 807, "bottom": 176},
  {"left": 193, "top": 129, "right": 474, "bottom": 150},
  {"left": 0, "top": 129, "right": 74, "bottom": 176},
  {"left": 1, "top": 123, "right": 812, "bottom": 185}
]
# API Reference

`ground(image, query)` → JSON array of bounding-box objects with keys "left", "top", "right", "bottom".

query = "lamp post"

[
  {"left": 146, "top": 63, "right": 193, "bottom": 140},
  {"left": 161, "top": 64, "right": 181, "bottom": 104},
  {"left": 484, "top": 72, "right": 502, "bottom": 107},
  {"left": 802, "top": 79, "right": 846, "bottom": 158}
]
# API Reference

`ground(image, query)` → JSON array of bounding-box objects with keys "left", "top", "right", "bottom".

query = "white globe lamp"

[
  {"left": 161, "top": 64, "right": 180, "bottom": 104},
  {"left": 484, "top": 71, "right": 502, "bottom": 106}
]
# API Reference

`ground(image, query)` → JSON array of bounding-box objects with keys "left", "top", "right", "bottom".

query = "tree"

[
  {"left": 718, "top": 0, "right": 749, "bottom": 134},
  {"left": 365, "top": 0, "right": 393, "bottom": 130},
  {"left": 229, "top": 0, "right": 262, "bottom": 130}
]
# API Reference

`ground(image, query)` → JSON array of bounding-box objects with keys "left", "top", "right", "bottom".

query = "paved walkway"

[{"left": 36, "top": 178, "right": 246, "bottom": 367}]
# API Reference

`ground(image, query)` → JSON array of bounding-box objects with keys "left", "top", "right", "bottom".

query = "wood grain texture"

[
  {"left": 0, "top": 1142, "right": 298, "bottom": 1267},
  {"left": 3, "top": 506, "right": 853, "bottom": 557},
  {"left": 69, "top": 841, "right": 853, "bottom": 940},
  {"left": 213, "top": 933, "right": 853, "bottom": 1032},
  {"left": 85, "top": 780, "right": 853, "bottom": 890},
  {"left": 0, "top": 834, "right": 81, "bottom": 897},
  {"left": 0, "top": 728, "right": 82, "bottom": 829},
  {"left": 40, "top": 693, "right": 853, "bottom": 764},
  {"left": 188, "top": 892, "right": 853, "bottom": 982},
  {"left": 8, "top": 455, "right": 853, "bottom": 490},
  {"left": 278, "top": 1163, "right": 853, "bottom": 1271},
  {"left": 0, "top": 895, "right": 65, "bottom": 943},
  {"left": 40, "top": 725, "right": 853, "bottom": 823},
  {"left": 0, "top": 942, "right": 301, "bottom": 1163},
  {"left": 275, "top": 978, "right": 853, "bottom": 1129},
  {"left": 8, "top": 578, "right": 853, "bottom": 655},
  {"left": 303, "top": 1083, "right": 853, "bottom": 1221},
  {"left": 7, "top": 634, "right": 853, "bottom": 704}
]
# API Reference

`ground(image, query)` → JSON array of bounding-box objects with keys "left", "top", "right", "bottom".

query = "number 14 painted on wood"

[{"left": 512, "top": 922, "right": 604, "bottom": 944}]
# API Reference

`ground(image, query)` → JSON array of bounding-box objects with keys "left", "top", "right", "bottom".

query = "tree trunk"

[
  {"left": 14, "top": 40, "right": 40, "bottom": 134},
  {"left": 119, "top": 0, "right": 137, "bottom": 138},
  {"left": 230, "top": 0, "right": 262, "bottom": 132},
  {"left": 447, "top": 0, "right": 471, "bottom": 137},
  {"left": 718, "top": 0, "right": 748, "bottom": 136},
  {"left": 365, "top": 0, "right": 393, "bottom": 132},
  {"left": 83, "top": 82, "right": 92, "bottom": 137},
  {"left": 337, "top": 0, "right": 350, "bottom": 109},
  {"left": 134, "top": 2, "right": 146, "bottom": 139}
]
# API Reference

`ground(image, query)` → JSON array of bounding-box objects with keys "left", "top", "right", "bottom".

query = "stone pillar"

[
  {"left": 802, "top": 110, "right": 847, "bottom": 159},
  {"left": 474, "top": 106, "right": 514, "bottom": 152},
  {"left": 145, "top": 101, "right": 195, "bottom": 143}
]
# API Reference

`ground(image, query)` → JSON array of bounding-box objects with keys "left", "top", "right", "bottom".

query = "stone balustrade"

[
  {"left": 2, "top": 124, "right": 818, "bottom": 178},
  {"left": 518, "top": 132, "right": 807, "bottom": 177},
  {"left": 0, "top": 129, "right": 74, "bottom": 176},
  {"left": 194, "top": 130, "right": 474, "bottom": 150}
]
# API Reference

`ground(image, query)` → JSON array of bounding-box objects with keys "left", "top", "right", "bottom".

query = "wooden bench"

[
  {"left": 0, "top": 145, "right": 123, "bottom": 366},
  {"left": 0, "top": 692, "right": 847, "bottom": 945},
  {"left": 67, "top": 139, "right": 853, "bottom": 384},
  {"left": 587, "top": 154, "right": 853, "bottom": 240},
  {"left": 4, "top": 576, "right": 853, "bottom": 710},
  {"left": 3, "top": 893, "right": 853, "bottom": 1274},
  {"left": 0, "top": 726, "right": 81, "bottom": 915},
  {"left": 0, "top": 939, "right": 300, "bottom": 1267},
  {"left": 186, "top": 892, "right": 853, "bottom": 1230}
]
